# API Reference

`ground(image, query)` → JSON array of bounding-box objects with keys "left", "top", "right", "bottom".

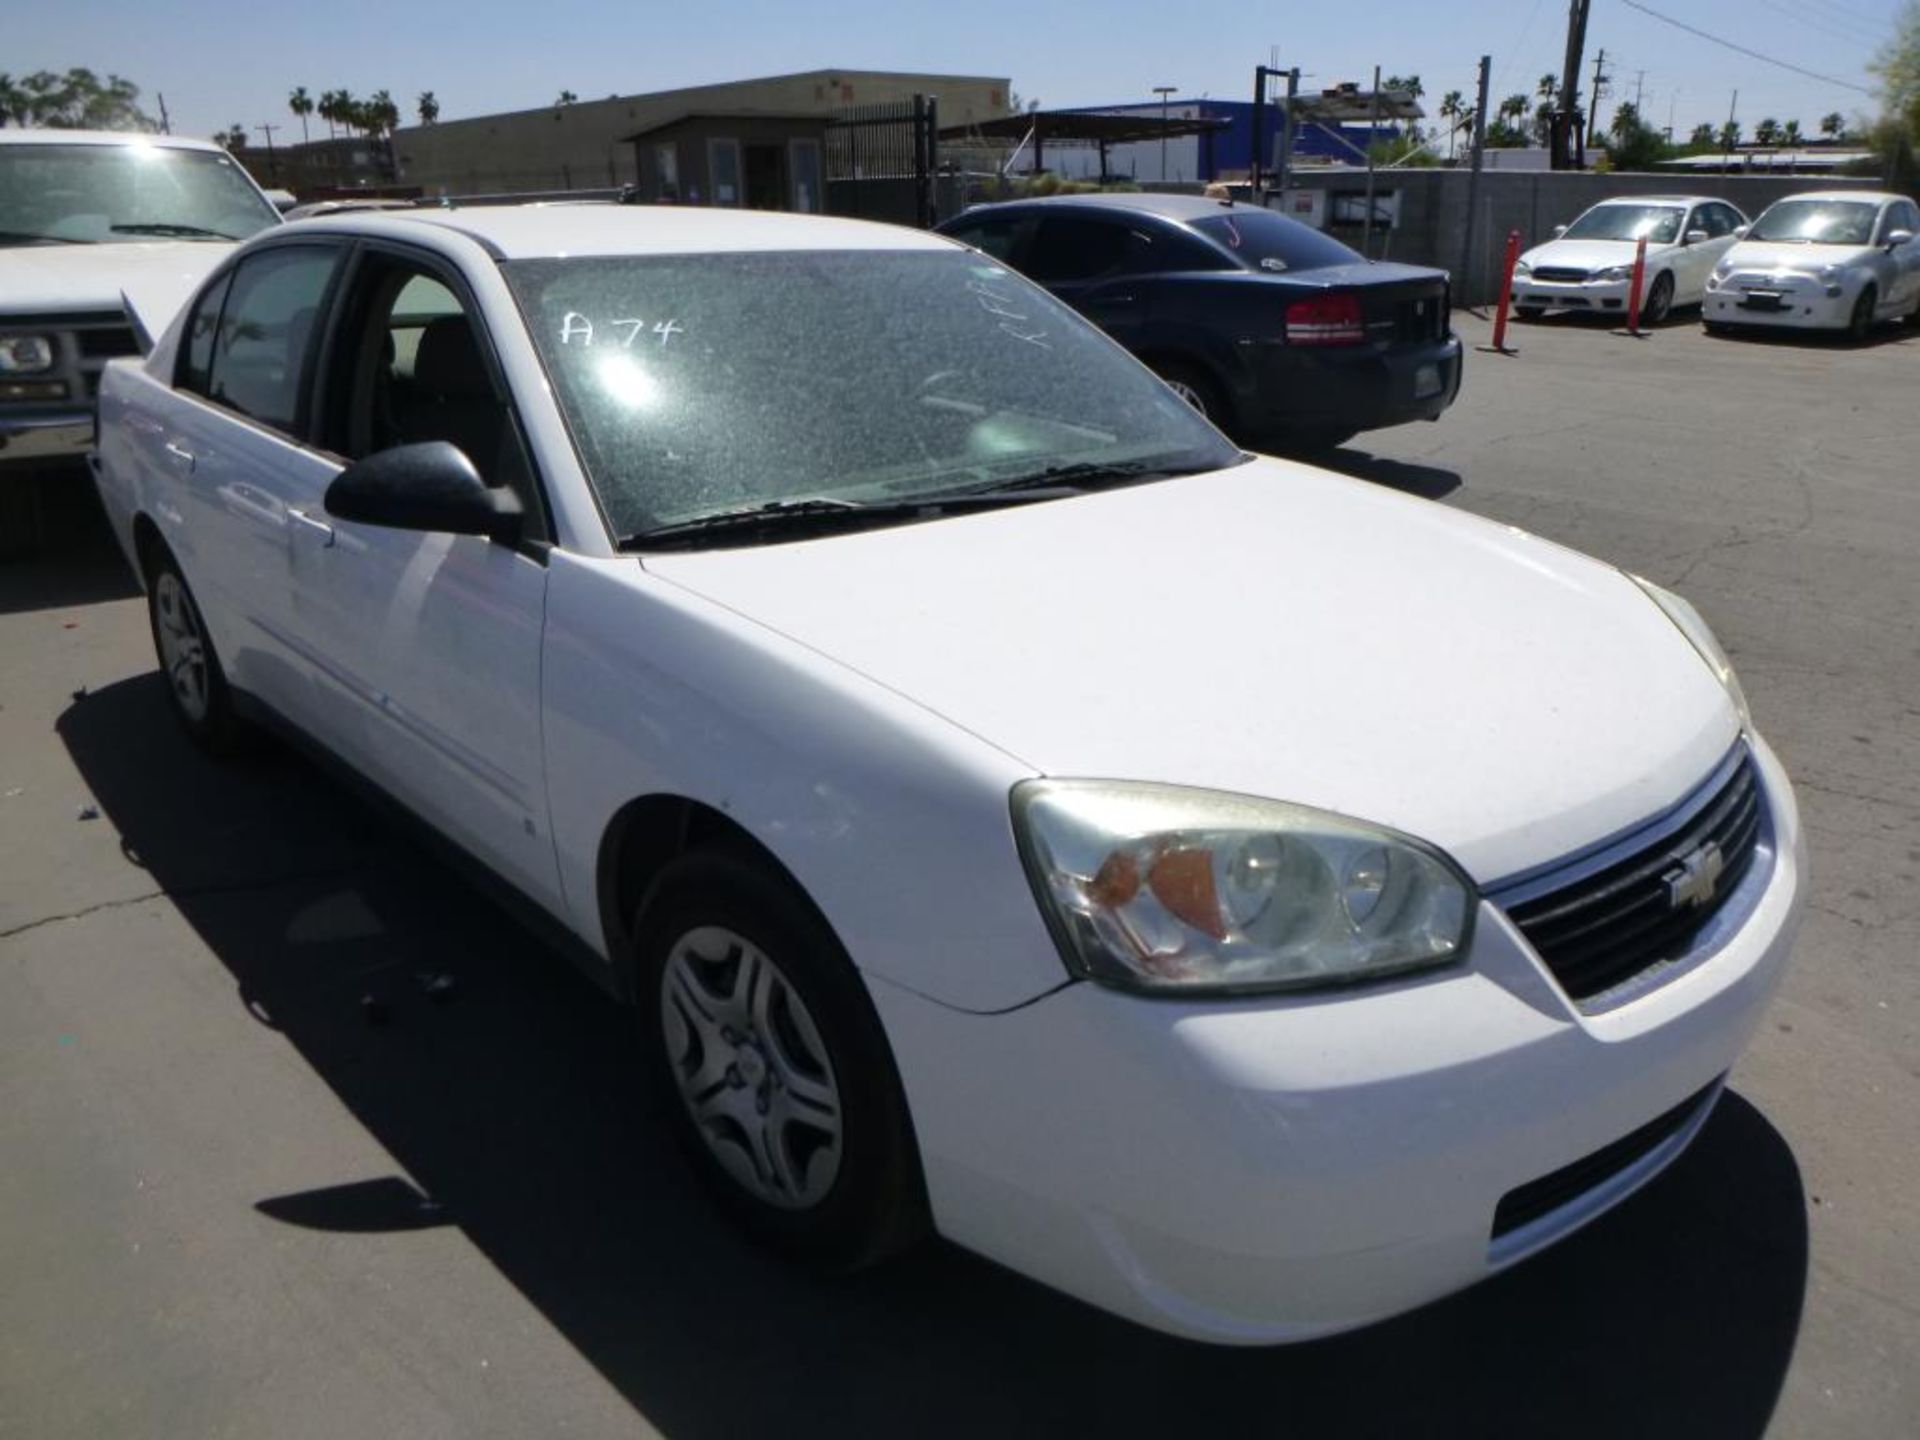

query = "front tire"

[
  {"left": 1847, "top": 285, "right": 1878, "bottom": 341},
  {"left": 1641, "top": 271, "right": 1675, "bottom": 326},
  {"left": 635, "top": 851, "right": 928, "bottom": 1270},
  {"left": 145, "top": 547, "right": 247, "bottom": 755}
]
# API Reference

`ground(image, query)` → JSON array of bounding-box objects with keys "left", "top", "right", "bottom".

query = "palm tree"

[
  {"left": 0, "top": 73, "right": 25, "bottom": 127},
  {"left": 1755, "top": 117, "right": 1780, "bottom": 146},
  {"left": 367, "top": 88, "right": 398, "bottom": 136},
  {"left": 1438, "top": 89, "right": 1464, "bottom": 160},
  {"left": 1537, "top": 73, "right": 1558, "bottom": 102},
  {"left": 288, "top": 86, "right": 313, "bottom": 144},
  {"left": 1781, "top": 119, "right": 1802, "bottom": 146},
  {"left": 1718, "top": 120, "right": 1741, "bottom": 151},
  {"left": 317, "top": 89, "right": 337, "bottom": 139},
  {"left": 1820, "top": 111, "right": 1845, "bottom": 140},
  {"left": 417, "top": 90, "right": 439, "bottom": 125},
  {"left": 1689, "top": 122, "right": 1716, "bottom": 149},
  {"left": 1500, "top": 94, "right": 1527, "bottom": 126}
]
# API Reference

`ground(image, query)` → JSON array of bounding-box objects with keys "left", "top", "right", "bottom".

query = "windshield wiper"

[
  {"left": 944, "top": 455, "right": 1233, "bottom": 499},
  {"left": 0, "top": 229, "right": 89, "bottom": 245},
  {"left": 109, "top": 223, "right": 238, "bottom": 240}
]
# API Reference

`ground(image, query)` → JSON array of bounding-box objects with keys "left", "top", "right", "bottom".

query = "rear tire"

[
  {"left": 633, "top": 850, "right": 928, "bottom": 1271},
  {"left": 145, "top": 547, "right": 248, "bottom": 756},
  {"left": 1154, "top": 360, "right": 1233, "bottom": 435}
]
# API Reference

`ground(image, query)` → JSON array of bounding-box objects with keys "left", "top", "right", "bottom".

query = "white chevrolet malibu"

[
  {"left": 91, "top": 206, "right": 1804, "bottom": 1344},
  {"left": 1704, "top": 190, "right": 1920, "bottom": 337}
]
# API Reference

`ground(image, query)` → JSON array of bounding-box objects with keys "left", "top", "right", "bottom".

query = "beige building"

[{"left": 393, "top": 68, "right": 1011, "bottom": 197}]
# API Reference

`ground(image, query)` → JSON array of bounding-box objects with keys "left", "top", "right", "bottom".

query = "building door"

[{"left": 744, "top": 144, "right": 785, "bottom": 210}]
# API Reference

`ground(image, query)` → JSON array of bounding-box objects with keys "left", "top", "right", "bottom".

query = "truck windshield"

[{"left": 0, "top": 142, "right": 279, "bottom": 245}]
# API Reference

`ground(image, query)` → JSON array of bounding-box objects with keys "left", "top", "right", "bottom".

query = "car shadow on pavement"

[
  {"left": 1309, "top": 446, "right": 1463, "bottom": 501},
  {"left": 0, "top": 479, "right": 142, "bottom": 615},
  {"left": 57, "top": 674, "right": 1809, "bottom": 1440}
]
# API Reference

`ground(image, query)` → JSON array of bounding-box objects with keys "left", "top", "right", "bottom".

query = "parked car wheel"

[
  {"left": 1153, "top": 360, "right": 1232, "bottom": 433},
  {"left": 145, "top": 548, "right": 247, "bottom": 755},
  {"left": 1847, "top": 285, "right": 1878, "bottom": 341},
  {"left": 635, "top": 850, "right": 928, "bottom": 1271},
  {"left": 1641, "top": 271, "right": 1675, "bottom": 325},
  {"left": 1514, "top": 304, "right": 1546, "bottom": 321}
]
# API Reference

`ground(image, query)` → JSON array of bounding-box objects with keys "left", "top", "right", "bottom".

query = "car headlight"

[
  {"left": 1628, "top": 575, "right": 1749, "bottom": 724},
  {"left": 1513, "top": 259, "right": 1532, "bottom": 277},
  {"left": 1713, "top": 258, "right": 1734, "bottom": 279},
  {"left": 1012, "top": 781, "right": 1475, "bottom": 996},
  {"left": 1597, "top": 265, "right": 1631, "bottom": 282},
  {"left": 1816, "top": 264, "right": 1842, "bottom": 283},
  {"left": 0, "top": 335, "right": 56, "bottom": 374}
]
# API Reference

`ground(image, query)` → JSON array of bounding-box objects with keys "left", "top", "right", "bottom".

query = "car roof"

[
  {"left": 956, "top": 192, "right": 1249, "bottom": 224},
  {"left": 1584, "top": 195, "right": 1722, "bottom": 208},
  {"left": 1756, "top": 189, "right": 1898, "bottom": 205},
  {"left": 285, "top": 203, "right": 961, "bottom": 259},
  {"left": 0, "top": 128, "right": 226, "bottom": 153}
]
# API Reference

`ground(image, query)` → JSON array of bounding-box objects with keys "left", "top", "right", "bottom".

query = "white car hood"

[
  {"left": 0, "top": 240, "right": 231, "bottom": 338},
  {"left": 645, "top": 459, "right": 1741, "bottom": 884},
  {"left": 1521, "top": 237, "right": 1674, "bottom": 271},
  {"left": 1722, "top": 240, "right": 1871, "bottom": 274}
]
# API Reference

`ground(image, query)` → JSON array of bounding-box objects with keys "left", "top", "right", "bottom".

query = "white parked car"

[
  {"left": 1511, "top": 195, "right": 1748, "bottom": 324},
  {"left": 1704, "top": 190, "right": 1920, "bottom": 338},
  {"left": 0, "top": 129, "right": 280, "bottom": 471},
  {"left": 92, "top": 207, "right": 1805, "bottom": 1344}
]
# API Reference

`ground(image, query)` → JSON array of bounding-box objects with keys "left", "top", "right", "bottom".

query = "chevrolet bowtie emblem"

[{"left": 1665, "top": 841, "right": 1726, "bottom": 911}]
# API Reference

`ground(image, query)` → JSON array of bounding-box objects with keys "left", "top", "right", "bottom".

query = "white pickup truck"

[{"left": 0, "top": 130, "right": 280, "bottom": 478}]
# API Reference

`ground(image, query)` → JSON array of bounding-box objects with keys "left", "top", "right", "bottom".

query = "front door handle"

[
  {"left": 163, "top": 441, "right": 195, "bottom": 472},
  {"left": 288, "top": 508, "right": 335, "bottom": 547}
]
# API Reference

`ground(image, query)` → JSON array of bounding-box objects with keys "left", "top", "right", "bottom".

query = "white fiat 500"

[
  {"left": 1704, "top": 190, "right": 1920, "bottom": 337},
  {"left": 92, "top": 206, "right": 1804, "bottom": 1345},
  {"left": 1511, "top": 195, "right": 1747, "bottom": 323}
]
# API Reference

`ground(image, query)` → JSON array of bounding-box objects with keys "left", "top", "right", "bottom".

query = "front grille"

[
  {"left": 1502, "top": 749, "right": 1763, "bottom": 1003},
  {"left": 1491, "top": 1080, "right": 1719, "bottom": 1239},
  {"left": 1531, "top": 266, "right": 1590, "bottom": 283}
]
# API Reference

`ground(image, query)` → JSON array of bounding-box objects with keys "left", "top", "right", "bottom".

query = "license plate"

[
  {"left": 1740, "top": 291, "right": 1784, "bottom": 310},
  {"left": 1414, "top": 363, "right": 1442, "bottom": 399}
]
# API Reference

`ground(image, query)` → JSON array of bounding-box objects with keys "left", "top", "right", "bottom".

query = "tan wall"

[{"left": 392, "top": 69, "right": 1011, "bottom": 196}]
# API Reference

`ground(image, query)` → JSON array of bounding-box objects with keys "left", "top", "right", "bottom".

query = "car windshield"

[
  {"left": 1562, "top": 204, "right": 1685, "bottom": 244},
  {"left": 504, "top": 249, "right": 1241, "bottom": 541},
  {"left": 1187, "top": 209, "right": 1361, "bottom": 273},
  {"left": 1746, "top": 199, "right": 1878, "bottom": 245},
  {"left": 0, "top": 142, "right": 279, "bottom": 245}
]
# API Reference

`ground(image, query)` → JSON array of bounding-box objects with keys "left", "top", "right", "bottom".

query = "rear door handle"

[
  {"left": 163, "top": 441, "right": 195, "bottom": 472},
  {"left": 288, "top": 508, "right": 335, "bottom": 547}
]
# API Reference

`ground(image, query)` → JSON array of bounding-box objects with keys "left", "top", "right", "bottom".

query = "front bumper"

[
  {"left": 1704, "top": 272, "right": 1853, "bottom": 329},
  {"left": 1512, "top": 275, "right": 1634, "bottom": 313},
  {"left": 872, "top": 734, "right": 1805, "bottom": 1343},
  {"left": 1240, "top": 333, "right": 1462, "bottom": 439},
  {"left": 0, "top": 408, "right": 94, "bottom": 466}
]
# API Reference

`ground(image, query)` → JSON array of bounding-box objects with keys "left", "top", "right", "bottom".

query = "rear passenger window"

[
  {"left": 204, "top": 245, "right": 340, "bottom": 434},
  {"left": 178, "top": 271, "right": 233, "bottom": 397},
  {"left": 946, "top": 213, "right": 1027, "bottom": 263},
  {"left": 1024, "top": 218, "right": 1131, "bottom": 282}
]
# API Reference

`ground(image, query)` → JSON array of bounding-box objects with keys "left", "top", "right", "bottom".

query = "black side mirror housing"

[{"left": 325, "top": 442, "right": 523, "bottom": 544}]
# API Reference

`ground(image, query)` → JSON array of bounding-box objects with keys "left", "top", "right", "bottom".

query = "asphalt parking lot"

[{"left": 2, "top": 307, "right": 1916, "bottom": 1439}]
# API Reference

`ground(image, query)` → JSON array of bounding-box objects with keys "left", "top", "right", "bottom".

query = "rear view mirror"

[
  {"left": 1887, "top": 228, "right": 1915, "bottom": 249},
  {"left": 1551, "top": 224, "right": 1568, "bottom": 238},
  {"left": 1684, "top": 229, "right": 1710, "bottom": 246},
  {"left": 325, "top": 442, "right": 523, "bottom": 544},
  {"left": 1732, "top": 224, "right": 1749, "bottom": 239}
]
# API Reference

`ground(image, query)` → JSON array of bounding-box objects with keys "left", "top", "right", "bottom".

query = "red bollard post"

[
  {"left": 1625, "top": 235, "right": 1650, "bottom": 335},
  {"left": 1489, "top": 229, "right": 1522, "bottom": 353}
]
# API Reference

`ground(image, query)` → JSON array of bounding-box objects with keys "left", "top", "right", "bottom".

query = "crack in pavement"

[{"left": 0, "top": 862, "right": 370, "bottom": 943}]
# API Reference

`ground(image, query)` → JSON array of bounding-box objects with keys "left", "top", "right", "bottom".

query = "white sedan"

[
  {"left": 1704, "top": 190, "right": 1920, "bottom": 337},
  {"left": 1511, "top": 195, "right": 1748, "bottom": 324},
  {"left": 92, "top": 205, "right": 1804, "bottom": 1344}
]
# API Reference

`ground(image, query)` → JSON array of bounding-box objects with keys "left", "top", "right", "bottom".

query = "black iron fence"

[{"left": 825, "top": 95, "right": 940, "bottom": 228}]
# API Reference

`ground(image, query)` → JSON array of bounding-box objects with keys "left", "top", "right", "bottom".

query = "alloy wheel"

[
  {"left": 659, "top": 925, "right": 843, "bottom": 1210},
  {"left": 153, "top": 571, "right": 211, "bottom": 723}
]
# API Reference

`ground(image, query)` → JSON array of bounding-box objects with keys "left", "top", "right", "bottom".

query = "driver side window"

[{"left": 323, "top": 254, "right": 541, "bottom": 529}]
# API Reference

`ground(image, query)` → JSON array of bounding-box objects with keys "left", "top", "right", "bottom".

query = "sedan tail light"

[{"left": 1285, "top": 293, "right": 1365, "bottom": 346}]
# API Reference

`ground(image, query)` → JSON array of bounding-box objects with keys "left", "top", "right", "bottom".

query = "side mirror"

[
  {"left": 325, "top": 442, "right": 523, "bottom": 544},
  {"left": 1684, "top": 228, "right": 1710, "bottom": 246},
  {"left": 1732, "top": 224, "right": 1749, "bottom": 239},
  {"left": 1886, "top": 228, "right": 1915, "bottom": 249},
  {"left": 1551, "top": 224, "right": 1568, "bottom": 238}
]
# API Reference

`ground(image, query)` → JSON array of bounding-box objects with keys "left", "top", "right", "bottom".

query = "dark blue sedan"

[{"left": 937, "top": 193, "right": 1462, "bottom": 452}]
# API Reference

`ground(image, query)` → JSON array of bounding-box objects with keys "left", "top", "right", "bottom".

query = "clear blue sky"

[{"left": 8, "top": 0, "right": 1898, "bottom": 144}]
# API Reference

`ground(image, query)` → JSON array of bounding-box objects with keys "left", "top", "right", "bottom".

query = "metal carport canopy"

[{"left": 937, "top": 108, "right": 1231, "bottom": 173}]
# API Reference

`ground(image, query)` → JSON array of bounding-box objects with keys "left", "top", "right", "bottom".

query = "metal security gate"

[{"left": 824, "top": 95, "right": 939, "bottom": 228}]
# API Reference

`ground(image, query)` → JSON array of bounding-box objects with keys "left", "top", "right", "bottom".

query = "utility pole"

[
  {"left": 1459, "top": 55, "right": 1492, "bottom": 303},
  {"left": 1553, "top": 0, "right": 1592, "bottom": 169},
  {"left": 1723, "top": 88, "right": 1739, "bottom": 171},
  {"left": 254, "top": 122, "right": 280, "bottom": 182},
  {"left": 1362, "top": 65, "right": 1383, "bottom": 259},
  {"left": 156, "top": 92, "right": 171, "bottom": 135},
  {"left": 1153, "top": 85, "right": 1177, "bottom": 183},
  {"left": 1634, "top": 70, "right": 1646, "bottom": 113},
  {"left": 1588, "top": 48, "right": 1608, "bottom": 154}
]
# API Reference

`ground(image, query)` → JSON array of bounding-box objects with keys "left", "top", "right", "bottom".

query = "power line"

[{"left": 1616, "top": 0, "right": 1878, "bottom": 95}]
